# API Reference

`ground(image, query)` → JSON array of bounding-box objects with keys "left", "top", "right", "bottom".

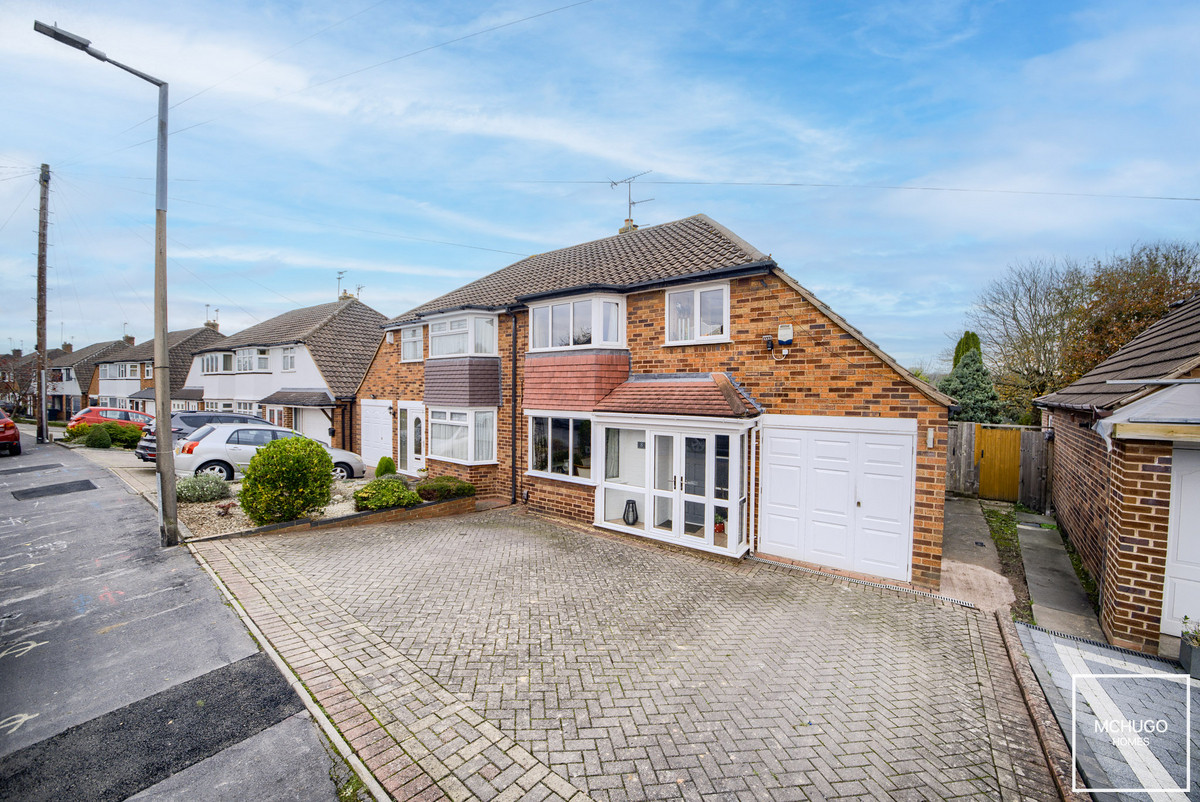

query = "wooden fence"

[{"left": 946, "top": 422, "right": 1051, "bottom": 511}]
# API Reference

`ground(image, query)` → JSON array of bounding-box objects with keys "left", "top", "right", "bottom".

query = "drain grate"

[
  {"left": 0, "top": 463, "right": 63, "bottom": 476},
  {"left": 12, "top": 479, "right": 97, "bottom": 500}
]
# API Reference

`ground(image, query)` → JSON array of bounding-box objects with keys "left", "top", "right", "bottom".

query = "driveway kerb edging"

[
  {"left": 189, "top": 542, "right": 390, "bottom": 802},
  {"left": 994, "top": 612, "right": 1090, "bottom": 801}
]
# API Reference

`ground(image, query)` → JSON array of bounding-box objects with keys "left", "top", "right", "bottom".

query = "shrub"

[
  {"left": 354, "top": 476, "right": 421, "bottom": 511},
  {"left": 101, "top": 422, "right": 143, "bottom": 449},
  {"left": 415, "top": 475, "right": 476, "bottom": 501},
  {"left": 374, "top": 456, "right": 397, "bottom": 478},
  {"left": 64, "top": 422, "right": 91, "bottom": 441},
  {"left": 85, "top": 425, "right": 112, "bottom": 449},
  {"left": 239, "top": 436, "right": 333, "bottom": 526},
  {"left": 176, "top": 473, "right": 232, "bottom": 503}
]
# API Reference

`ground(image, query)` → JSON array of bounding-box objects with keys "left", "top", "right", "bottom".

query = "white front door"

[
  {"left": 395, "top": 401, "right": 425, "bottom": 475},
  {"left": 359, "top": 400, "right": 393, "bottom": 468},
  {"left": 758, "top": 417, "right": 915, "bottom": 583},
  {"left": 648, "top": 432, "right": 722, "bottom": 546},
  {"left": 1162, "top": 448, "right": 1200, "bottom": 636}
]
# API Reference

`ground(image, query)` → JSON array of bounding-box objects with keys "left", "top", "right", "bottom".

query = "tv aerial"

[{"left": 610, "top": 170, "right": 654, "bottom": 227}]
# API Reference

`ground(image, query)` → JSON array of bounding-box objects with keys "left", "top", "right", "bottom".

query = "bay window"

[
  {"left": 529, "top": 295, "right": 624, "bottom": 351},
  {"left": 666, "top": 283, "right": 729, "bottom": 344},
  {"left": 235, "top": 348, "right": 255, "bottom": 372},
  {"left": 528, "top": 415, "right": 592, "bottom": 480},
  {"left": 428, "top": 315, "right": 496, "bottom": 358},
  {"left": 429, "top": 407, "right": 496, "bottom": 463}
]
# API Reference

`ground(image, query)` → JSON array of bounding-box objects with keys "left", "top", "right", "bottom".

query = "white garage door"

[
  {"left": 759, "top": 415, "right": 916, "bottom": 582},
  {"left": 359, "top": 400, "right": 393, "bottom": 468},
  {"left": 1162, "top": 448, "right": 1200, "bottom": 637}
]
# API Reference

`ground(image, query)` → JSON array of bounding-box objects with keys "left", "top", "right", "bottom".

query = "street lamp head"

[{"left": 34, "top": 20, "right": 107, "bottom": 62}]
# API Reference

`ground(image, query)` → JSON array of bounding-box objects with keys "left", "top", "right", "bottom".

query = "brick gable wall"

[{"left": 1046, "top": 409, "right": 1110, "bottom": 581}]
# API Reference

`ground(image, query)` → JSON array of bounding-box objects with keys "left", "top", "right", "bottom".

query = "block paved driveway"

[{"left": 193, "top": 509, "right": 1054, "bottom": 801}]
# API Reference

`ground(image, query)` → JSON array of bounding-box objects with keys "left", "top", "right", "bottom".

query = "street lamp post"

[{"left": 36, "top": 21, "right": 180, "bottom": 546}]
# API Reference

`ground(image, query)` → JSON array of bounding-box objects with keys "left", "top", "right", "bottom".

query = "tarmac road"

[{"left": 0, "top": 432, "right": 347, "bottom": 801}]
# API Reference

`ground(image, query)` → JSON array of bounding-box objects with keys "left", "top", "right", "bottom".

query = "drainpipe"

[{"left": 510, "top": 310, "right": 519, "bottom": 505}]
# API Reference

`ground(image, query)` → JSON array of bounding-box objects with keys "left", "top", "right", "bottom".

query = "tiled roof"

[
  {"left": 101, "top": 328, "right": 227, "bottom": 395},
  {"left": 593, "top": 373, "right": 759, "bottom": 418},
  {"left": 259, "top": 389, "right": 335, "bottom": 407},
  {"left": 200, "top": 299, "right": 386, "bottom": 397},
  {"left": 384, "top": 214, "right": 772, "bottom": 326},
  {"left": 128, "top": 387, "right": 156, "bottom": 400},
  {"left": 1037, "top": 293, "right": 1200, "bottom": 411},
  {"left": 52, "top": 340, "right": 130, "bottom": 392},
  {"left": 176, "top": 387, "right": 204, "bottom": 401}
]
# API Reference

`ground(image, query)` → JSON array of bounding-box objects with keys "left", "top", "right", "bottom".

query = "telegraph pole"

[{"left": 36, "top": 164, "right": 49, "bottom": 444}]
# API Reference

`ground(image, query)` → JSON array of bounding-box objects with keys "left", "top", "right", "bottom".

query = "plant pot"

[
  {"left": 714, "top": 523, "right": 725, "bottom": 535},
  {"left": 1181, "top": 639, "right": 1196, "bottom": 673}
]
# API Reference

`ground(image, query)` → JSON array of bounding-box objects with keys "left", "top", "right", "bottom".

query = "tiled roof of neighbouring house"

[
  {"left": 101, "top": 328, "right": 227, "bottom": 395},
  {"left": 198, "top": 299, "right": 386, "bottom": 397},
  {"left": 593, "top": 373, "right": 759, "bottom": 418},
  {"left": 383, "top": 214, "right": 772, "bottom": 326},
  {"left": 1037, "top": 292, "right": 1200, "bottom": 411},
  {"left": 54, "top": 340, "right": 131, "bottom": 394},
  {"left": 259, "top": 389, "right": 335, "bottom": 407}
]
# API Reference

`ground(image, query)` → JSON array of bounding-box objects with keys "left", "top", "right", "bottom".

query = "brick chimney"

[
  {"left": 61, "top": 342, "right": 73, "bottom": 353},
  {"left": 123, "top": 335, "right": 135, "bottom": 345},
  {"left": 619, "top": 218, "right": 638, "bottom": 234},
  {"left": 11, "top": 349, "right": 21, "bottom": 358},
  {"left": 203, "top": 320, "right": 219, "bottom": 332}
]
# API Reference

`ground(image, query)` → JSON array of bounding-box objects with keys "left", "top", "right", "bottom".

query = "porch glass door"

[{"left": 650, "top": 432, "right": 713, "bottom": 542}]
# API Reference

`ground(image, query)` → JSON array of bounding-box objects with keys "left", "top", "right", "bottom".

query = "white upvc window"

[
  {"left": 236, "top": 401, "right": 256, "bottom": 415},
  {"left": 63, "top": 367, "right": 73, "bottom": 382},
  {"left": 281, "top": 347, "right": 296, "bottom": 372},
  {"left": 256, "top": 348, "right": 269, "bottom": 371},
  {"left": 529, "top": 295, "right": 624, "bottom": 351},
  {"left": 235, "top": 348, "right": 255, "bottom": 372},
  {"left": 99, "top": 364, "right": 109, "bottom": 379},
  {"left": 528, "top": 413, "right": 593, "bottom": 482},
  {"left": 115, "top": 363, "right": 128, "bottom": 379},
  {"left": 427, "top": 314, "right": 497, "bottom": 358},
  {"left": 428, "top": 407, "right": 496, "bottom": 464},
  {"left": 665, "top": 282, "right": 730, "bottom": 345},
  {"left": 400, "top": 327, "right": 423, "bottom": 362},
  {"left": 144, "top": 364, "right": 153, "bottom": 379}
]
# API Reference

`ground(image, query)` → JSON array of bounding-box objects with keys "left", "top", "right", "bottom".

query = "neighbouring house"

[
  {"left": 356, "top": 215, "right": 952, "bottom": 588},
  {"left": 1, "top": 347, "right": 67, "bottom": 415},
  {"left": 1037, "top": 292, "right": 1200, "bottom": 654},
  {"left": 93, "top": 326, "right": 225, "bottom": 416},
  {"left": 47, "top": 339, "right": 131, "bottom": 420},
  {"left": 183, "top": 297, "right": 386, "bottom": 448}
]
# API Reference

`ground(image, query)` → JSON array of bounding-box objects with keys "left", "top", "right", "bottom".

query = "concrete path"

[
  {"left": 195, "top": 507, "right": 1059, "bottom": 801},
  {"left": 0, "top": 435, "right": 350, "bottom": 800},
  {"left": 1017, "top": 623, "right": 1196, "bottom": 799},
  {"left": 939, "top": 496, "right": 1015, "bottom": 613},
  {"left": 1015, "top": 509, "right": 1105, "bottom": 641}
]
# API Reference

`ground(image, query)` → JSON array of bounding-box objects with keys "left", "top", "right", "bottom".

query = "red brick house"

[
  {"left": 1037, "top": 292, "right": 1200, "bottom": 654},
  {"left": 357, "top": 215, "right": 952, "bottom": 588}
]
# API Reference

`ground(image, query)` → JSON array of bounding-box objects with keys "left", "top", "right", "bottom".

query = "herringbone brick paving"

[{"left": 193, "top": 508, "right": 1056, "bottom": 801}]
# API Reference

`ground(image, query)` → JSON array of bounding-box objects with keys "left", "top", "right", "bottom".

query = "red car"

[
  {"left": 68, "top": 407, "right": 154, "bottom": 431},
  {"left": 0, "top": 409, "right": 19, "bottom": 456}
]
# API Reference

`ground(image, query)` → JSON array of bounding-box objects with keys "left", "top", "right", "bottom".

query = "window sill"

[
  {"left": 426, "top": 354, "right": 497, "bottom": 360},
  {"left": 525, "top": 470, "right": 596, "bottom": 487},
  {"left": 527, "top": 345, "right": 626, "bottom": 354},
  {"left": 426, "top": 456, "right": 498, "bottom": 467},
  {"left": 662, "top": 337, "right": 732, "bottom": 347},
  {"left": 399, "top": 359, "right": 424, "bottom": 364}
]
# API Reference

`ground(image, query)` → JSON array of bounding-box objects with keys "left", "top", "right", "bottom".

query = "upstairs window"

[
  {"left": 281, "top": 347, "right": 296, "bottom": 371},
  {"left": 235, "top": 348, "right": 255, "bottom": 372},
  {"left": 428, "top": 315, "right": 496, "bottom": 358},
  {"left": 256, "top": 349, "right": 269, "bottom": 370},
  {"left": 201, "top": 353, "right": 225, "bottom": 374},
  {"left": 98, "top": 364, "right": 109, "bottom": 379},
  {"left": 529, "top": 295, "right": 623, "bottom": 351},
  {"left": 145, "top": 364, "right": 153, "bottom": 379},
  {"left": 666, "top": 283, "right": 729, "bottom": 345},
  {"left": 400, "top": 327, "right": 422, "bottom": 362}
]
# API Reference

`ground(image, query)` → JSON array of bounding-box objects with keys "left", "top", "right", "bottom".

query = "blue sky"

[{"left": 1, "top": 0, "right": 1197, "bottom": 368}]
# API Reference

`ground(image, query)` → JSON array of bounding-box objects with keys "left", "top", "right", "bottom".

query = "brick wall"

[
  {"left": 1046, "top": 409, "right": 1110, "bottom": 581},
  {"left": 524, "top": 351, "right": 629, "bottom": 411},
  {"left": 1101, "top": 441, "right": 1173, "bottom": 652}
]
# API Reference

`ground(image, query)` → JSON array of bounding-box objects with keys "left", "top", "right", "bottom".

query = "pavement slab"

[{"left": 195, "top": 507, "right": 1060, "bottom": 801}]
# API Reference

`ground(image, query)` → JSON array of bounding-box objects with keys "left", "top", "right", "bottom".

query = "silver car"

[{"left": 174, "top": 423, "right": 365, "bottom": 481}]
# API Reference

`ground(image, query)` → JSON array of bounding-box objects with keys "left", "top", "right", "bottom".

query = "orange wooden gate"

[{"left": 974, "top": 425, "right": 1021, "bottom": 502}]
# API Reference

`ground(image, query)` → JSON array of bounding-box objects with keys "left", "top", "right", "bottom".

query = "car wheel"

[
  {"left": 196, "top": 461, "right": 233, "bottom": 481},
  {"left": 332, "top": 462, "right": 353, "bottom": 480}
]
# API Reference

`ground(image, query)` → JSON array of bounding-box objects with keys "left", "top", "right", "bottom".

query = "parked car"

[
  {"left": 68, "top": 407, "right": 153, "bottom": 430},
  {"left": 0, "top": 409, "right": 19, "bottom": 456},
  {"left": 135, "top": 410, "right": 273, "bottom": 463},
  {"left": 174, "top": 423, "right": 365, "bottom": 481}
]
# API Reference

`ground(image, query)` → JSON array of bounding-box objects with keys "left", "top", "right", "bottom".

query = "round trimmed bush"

[
  {"left": 354, "top": 476, "right": 421, "bottom": 511},
  {"left": 176, "top": 473, "right": 232, "bottom": 504},
  {"left": 374, "top": 456, "right": 397, "bottom": 478},
  {"left": 85, "top": 425, "right": 112, "bottom": 449},
  {"left": 102, "top": 422, "right": 142, "bottom": 449},
  {"left": 239, "top": 437, "right": 334, "bottom": 526}
]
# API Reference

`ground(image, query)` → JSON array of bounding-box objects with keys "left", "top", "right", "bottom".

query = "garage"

[
  {"left": 1162, "top": 447, "right": 1200, "bottom": 637},
  {"left": 758, "top": 415, "right": 916, "bottom": 583},
  {"left": 359, "top": 399, "right": 393, "bottom": 468}
]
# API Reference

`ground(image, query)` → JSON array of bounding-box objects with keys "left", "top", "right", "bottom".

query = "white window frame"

[
  {"left": 526, "top": 411, "right": 595, "bottom": 485},
  {"left": 235, "top": 348, "right": 255, "bottom": 372},
  {"left": 426, "top": 314, "right": 497, "bottom": 359},
  {"left": 99, "top": 363, "right": 109, "bottom": 379},
  {"left": 256, "top": 348, "right": 270, "bottom": 371},
  {"left": 115, "top": 363, "right": 128, "bottom": 379},
  {"left": 528, "top": 295, "right": 625, "bottom": 352},
  {"left": 428, "top": 406, "right": 497, "bottom": 464},
  {"left": 400, "top": 326, "right": 423, "bottom": 362},
  {"left": 236, "top": 401, "right": 256, "bottom": 415},
  {"left": 63, "top": 367, "right": 73, "bottom": 382},
  {"left": 664, "top": 282, "right": 731, "bottom": 346},
  {"left": 144, "top": 364, "right": 153, "bottom": 379},
  {"left": 281, "top": 347, "right": 296, "bottom": 372}
]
